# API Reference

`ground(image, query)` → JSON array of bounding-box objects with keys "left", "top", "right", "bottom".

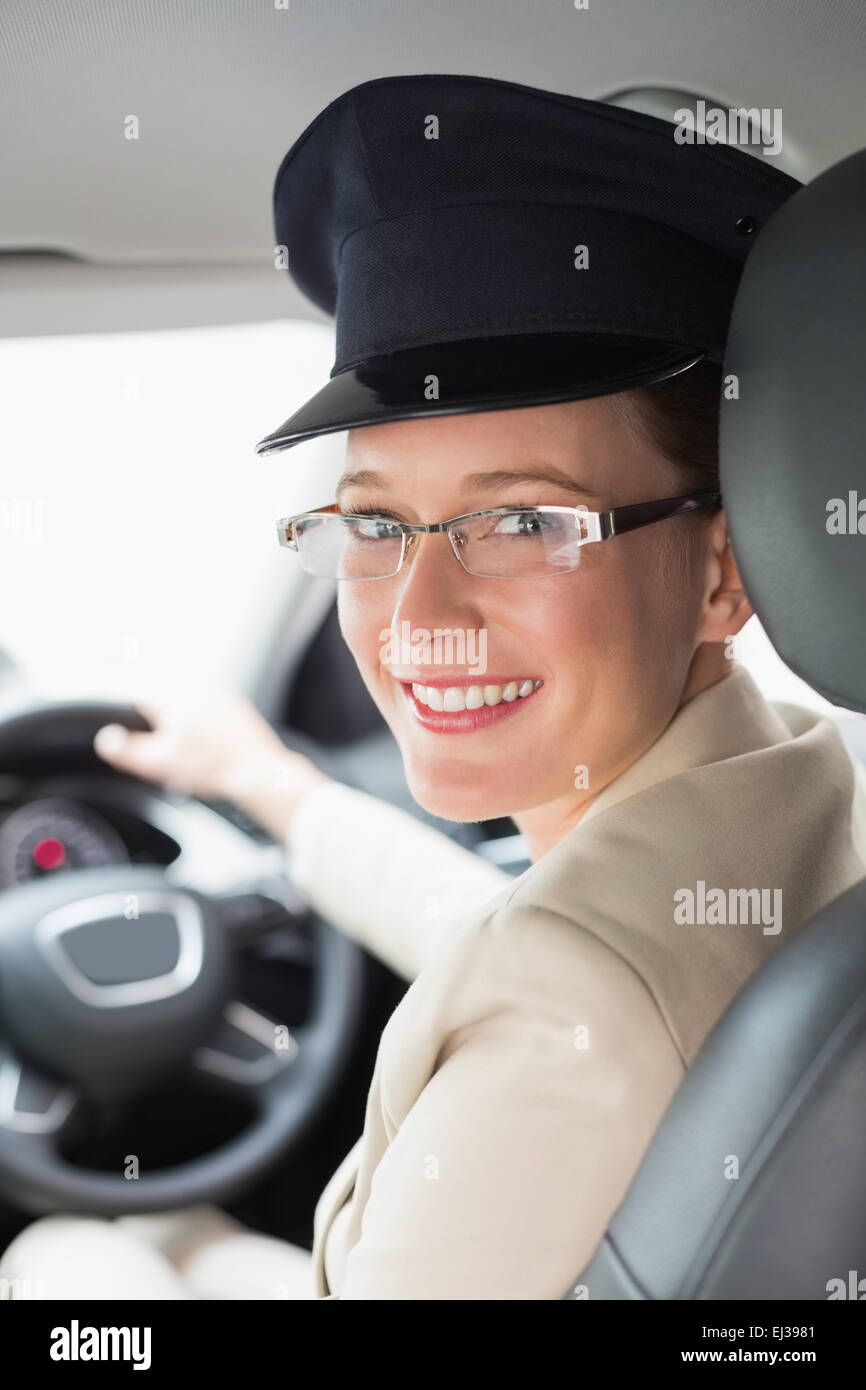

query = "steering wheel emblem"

[{"left": 35, "top": 890, "right": 205, "bottom": 1008}]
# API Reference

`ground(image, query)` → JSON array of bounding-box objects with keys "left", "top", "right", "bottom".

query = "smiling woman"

[
  {"left": 331, "top": 388, "right": 732, "bottom": 850},
  {"left": 4, "top": 70, "right": 865, "bottom": 1304}
]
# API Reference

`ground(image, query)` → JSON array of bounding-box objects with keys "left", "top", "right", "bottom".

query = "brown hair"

[{"left": 606, "top": 358, "right": 723, "bottom": 524}]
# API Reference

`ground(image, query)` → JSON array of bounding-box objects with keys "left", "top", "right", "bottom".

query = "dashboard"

[{"left": 0, "top": 772, "right": 181, "bottom": 891}]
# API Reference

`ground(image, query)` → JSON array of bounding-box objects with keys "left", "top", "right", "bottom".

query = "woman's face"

[{"left": 335, "top": 396, "right": 714, "bottom": 832}]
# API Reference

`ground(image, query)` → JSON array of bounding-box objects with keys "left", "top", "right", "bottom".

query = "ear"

[{"left": 694, "top": 510, "right": 754, "bottom": 644}]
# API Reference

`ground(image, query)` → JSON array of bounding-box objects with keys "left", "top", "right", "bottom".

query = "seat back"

[
  {"left": 569, "top": 877, "right": 866, "bottom": 1299},
  {"left": 566, "top": 145, "right": 866, "bottom": 1300}
]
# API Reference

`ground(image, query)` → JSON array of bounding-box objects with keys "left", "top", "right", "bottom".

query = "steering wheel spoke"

[
  {"left": 191, "top": 1000, "right": 300, "bottom": 1098},
  {"left": 0, "top": 1047, "right": 80, "bottom": 1150},
  {"left": 211, "top": 876, "right": 314, "bottom": 949}
]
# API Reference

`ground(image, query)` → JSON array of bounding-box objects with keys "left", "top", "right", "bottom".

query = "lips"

[{"left": 398, "top": 676, "right": 544, "bottom": 733}]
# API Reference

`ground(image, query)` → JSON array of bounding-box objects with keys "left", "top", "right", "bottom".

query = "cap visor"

[{"left": 255, "top": 333, "right": 705, "bottom": 455}]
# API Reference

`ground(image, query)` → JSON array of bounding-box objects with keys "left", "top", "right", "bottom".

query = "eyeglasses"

[{"left": 275, "top": 492, "right": 722, "bottom": 581}]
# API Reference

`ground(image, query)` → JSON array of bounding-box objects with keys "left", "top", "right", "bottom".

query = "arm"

[
  {"left": 282, "top": 779, "right": 514, "bottom": 982},
  {"left": 91, "top": 692, "right": 512, "bottom": 983},
  {"left": 332, "top": 913, "right": 686, "bottom": 1299}
]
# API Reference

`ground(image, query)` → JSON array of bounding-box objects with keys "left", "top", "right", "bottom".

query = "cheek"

[
  {"left": 551, "top": 547, "right": 682, "bottom": 698},
  {"left": 336, "top": 587, "right": 392, "bottom": 695},
  {"left": 540, "top": 559, "right": 635, "bottom": 665},
  {"left": 589, "top": 540, "right": 698, "bottom": 688}
]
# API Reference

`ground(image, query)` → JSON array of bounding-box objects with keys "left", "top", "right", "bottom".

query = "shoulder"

[{"left": 381, "top": 889, "right": 685, "bottom": 1086}]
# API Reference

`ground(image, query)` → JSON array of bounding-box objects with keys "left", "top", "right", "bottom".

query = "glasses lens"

[
  {"left": 294, "top": 514, "right": 403, "bottom": 579},
  {"left": 455, "top": 509, "right": 581, "bottom": 577}
]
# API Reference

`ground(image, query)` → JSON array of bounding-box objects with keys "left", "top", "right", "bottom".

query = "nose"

[{"left": 387, "top": 528, "right": 481, "bottom": 639}]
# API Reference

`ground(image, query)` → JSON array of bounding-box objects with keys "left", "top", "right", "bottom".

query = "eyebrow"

[{"left": 335, "top": 464, "right": 599, "bottom": 502}]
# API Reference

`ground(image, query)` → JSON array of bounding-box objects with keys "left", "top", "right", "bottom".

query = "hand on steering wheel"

[{"left": 92, "top": 684, "right": 330, "bottom": 839}]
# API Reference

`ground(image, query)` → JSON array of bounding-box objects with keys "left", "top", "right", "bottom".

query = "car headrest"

[{"left": 720, "top": 147, "right": 866, "bottom": 713}]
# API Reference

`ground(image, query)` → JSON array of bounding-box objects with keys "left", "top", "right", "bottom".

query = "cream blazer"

[{"left": 285, "top": 665, "right": 866, "bottom": 1299}]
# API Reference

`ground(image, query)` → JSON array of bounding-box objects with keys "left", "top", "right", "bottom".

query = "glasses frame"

[{"left": 275, "top": 491, "right": 723, "bottom": 580}]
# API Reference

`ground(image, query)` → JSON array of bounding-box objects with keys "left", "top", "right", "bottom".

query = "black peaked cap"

[{"left": 256, "top": 73, "right": 802, "bottom": 455}]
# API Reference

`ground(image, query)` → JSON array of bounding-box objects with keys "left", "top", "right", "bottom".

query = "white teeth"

[{"left": 410, "top": 680, "right": 542, "bottom": 711}]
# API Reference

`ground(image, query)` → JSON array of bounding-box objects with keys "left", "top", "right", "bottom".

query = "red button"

[{"left": 33, "top": 838, "right": 66, "bottom": 870}]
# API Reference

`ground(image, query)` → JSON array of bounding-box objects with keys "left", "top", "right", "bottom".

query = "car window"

[{"left": 0, "top": 320, "right": 336, "bottom": 698}]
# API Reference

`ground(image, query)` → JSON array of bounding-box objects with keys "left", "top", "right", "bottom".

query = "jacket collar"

[{"left": 578, "top": 664, "right": 799, "bottom": 829}]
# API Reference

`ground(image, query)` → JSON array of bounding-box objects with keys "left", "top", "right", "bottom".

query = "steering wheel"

[{"left": 0, "top": 700, "right": 366, "bottom": 1216}]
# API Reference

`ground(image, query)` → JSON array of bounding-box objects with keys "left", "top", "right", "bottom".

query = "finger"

[
  {"left": 93, "top": 724, "right": 131, "bottom": 761},
  {"left": 93, "top": 724, "right": 175, "bottom": 783},
  {"left": 130, "top": 697, "right": 163, "bottom": 731}
]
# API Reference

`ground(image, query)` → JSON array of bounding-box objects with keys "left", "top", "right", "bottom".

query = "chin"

[
  {"left": 409, "top": 785, "right": 496, "bottom": 824},
  {"left": 402, "top": 763, "right": 519, "bottom": 825}
]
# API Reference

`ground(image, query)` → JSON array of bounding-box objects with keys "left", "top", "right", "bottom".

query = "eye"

[
  {"left": 491, "top": 509, "right": 554, "bottom": 537},
  {"left": 345, "top": 509, "right": 404, "bottom": 541}
]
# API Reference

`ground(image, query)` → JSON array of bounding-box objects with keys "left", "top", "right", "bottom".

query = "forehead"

[{"left": 338, "top": 396, "right": 660, "bottom": 503}]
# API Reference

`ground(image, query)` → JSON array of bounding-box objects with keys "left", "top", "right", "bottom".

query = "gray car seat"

[{"left": 566, "top": 146, "right": 866, "bottom": 1300}]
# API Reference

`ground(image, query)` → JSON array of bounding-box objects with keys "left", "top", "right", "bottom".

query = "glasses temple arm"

[{"left": 600, "top": 492, "right": 722, "bottom": 539}]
